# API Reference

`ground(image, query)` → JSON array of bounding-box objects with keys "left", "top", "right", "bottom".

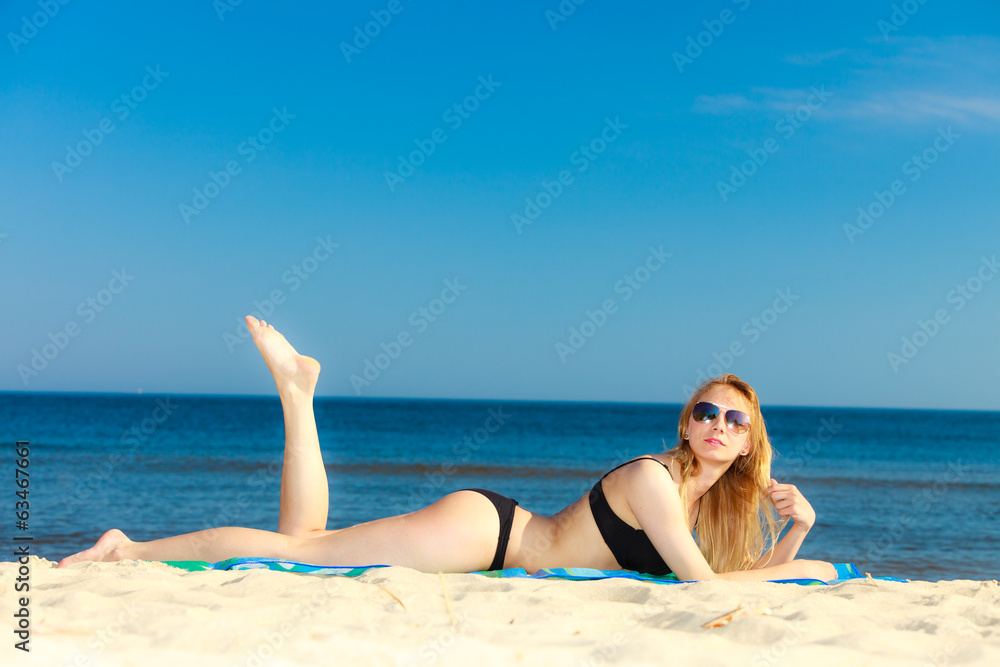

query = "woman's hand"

[
  {"left": 766, "top": 478, "right": 816, "bottom": 532},
  {"left": 752, "top": 480, "right": 817, "bottom": 568}
]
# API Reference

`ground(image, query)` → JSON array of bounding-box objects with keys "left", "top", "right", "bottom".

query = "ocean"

[{"left": 2, "top": 392, "right": 997, "bottom": 581}]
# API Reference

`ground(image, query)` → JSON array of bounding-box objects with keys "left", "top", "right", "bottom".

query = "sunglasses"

[{"left": 691, "top": 401, "right": 751, "bottom": 434}]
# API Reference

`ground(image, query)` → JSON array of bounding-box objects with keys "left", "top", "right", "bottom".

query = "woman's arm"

[
  {"left": 717, "top": 558, "right": 837, "bottom": 582},
  {"left": 753, "top": 523, "right": 810, "bottom": 568},
  {"left": 622, "top": 460, "right": 722, "bottom": 581},
  {"left": 753, "top": 478, "right": 815, "bottom": 568},
  {"left": 626, "top": 466, "right": 835, "bottom": 582}
]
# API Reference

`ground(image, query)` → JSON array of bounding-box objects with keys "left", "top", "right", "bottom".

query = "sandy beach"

[{"left": 2, "top": 557, "right": 998, "bottom": 666}]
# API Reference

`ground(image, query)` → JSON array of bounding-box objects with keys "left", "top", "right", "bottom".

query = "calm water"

[{"left": 2, "top": 392, "right": 997, "bottom": 581}]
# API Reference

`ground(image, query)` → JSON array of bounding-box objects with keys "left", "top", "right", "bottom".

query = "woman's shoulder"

[
  {"left": 605, "top": 454, "right": 678, "bottom": 484},
  {"left": 607, "top": 455, "right": 687, "bottom": 527},
  {"left": 617, "top": 453, "right": 671, "bottom": 466}
]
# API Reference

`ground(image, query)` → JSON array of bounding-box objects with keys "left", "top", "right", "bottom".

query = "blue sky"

[{"left": 2, "top": 0, "right": 998, "bottom": 409}]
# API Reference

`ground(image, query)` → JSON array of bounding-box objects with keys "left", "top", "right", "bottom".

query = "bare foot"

[
  {"left": 57, "top": 529, "right": 132, "bottom": 567},
  {"left": 245, "top": 316, "right": 321, "bottom": 394}
]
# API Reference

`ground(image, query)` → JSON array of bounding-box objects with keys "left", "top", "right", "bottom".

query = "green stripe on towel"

[{"left": 160, "top": 558, "right": 905, "bottom": 584}]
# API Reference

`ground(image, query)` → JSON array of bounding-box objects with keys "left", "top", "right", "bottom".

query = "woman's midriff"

[{"left": 504, "top": 493, "right": 620, "bottom": 573}]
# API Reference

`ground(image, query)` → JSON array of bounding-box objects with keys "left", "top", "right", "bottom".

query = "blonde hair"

[{"left": 666, "top": 374, "right": 781, "bottom": 573}]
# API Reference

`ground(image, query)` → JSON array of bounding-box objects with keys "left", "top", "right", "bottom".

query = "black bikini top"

[{"left": 588, "top": 456, "right": 697, "bottom": 576}]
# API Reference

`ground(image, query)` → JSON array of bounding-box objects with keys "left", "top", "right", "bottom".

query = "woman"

[{"left": 60, "top": 316, "right": 836, "bottom": 581}]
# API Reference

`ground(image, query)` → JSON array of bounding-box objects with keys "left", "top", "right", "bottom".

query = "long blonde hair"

[{"left": 666, "top": 374, "right": 781, "bottom": 572}]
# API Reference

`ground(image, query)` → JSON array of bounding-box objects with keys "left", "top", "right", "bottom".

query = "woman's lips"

[{"left": 706, "top": 438, "right": 724, "bottom": 447}]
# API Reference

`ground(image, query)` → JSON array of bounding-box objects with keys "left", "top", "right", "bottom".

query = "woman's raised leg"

[
  {"left": 245, "top": 316, "right": 329, "bottom": 537},
  {"left": 58, "top": 316, "right": 509, "bottom": 572}
]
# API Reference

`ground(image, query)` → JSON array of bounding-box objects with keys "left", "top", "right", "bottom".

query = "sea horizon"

[{"left": 4, "top": 389, "right": 998, "bottom": 414}]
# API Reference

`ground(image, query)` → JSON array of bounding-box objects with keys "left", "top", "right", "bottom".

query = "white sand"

[{"left": 2, "top": 557, "right": 999, "bottom": 666}]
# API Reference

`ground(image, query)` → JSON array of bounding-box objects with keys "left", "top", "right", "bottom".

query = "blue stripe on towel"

[{"left": 162, "top": 558, "right": 907, "bottom": 584}]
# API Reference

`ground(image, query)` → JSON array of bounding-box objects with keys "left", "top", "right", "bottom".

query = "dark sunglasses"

[{"left": 692, "top": 401, "right": 751, "bottom": 434}]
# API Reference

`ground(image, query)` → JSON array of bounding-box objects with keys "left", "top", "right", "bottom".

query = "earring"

[
  {"left": 740, "top": 449, "right": 749, "bottom": 455},
  {"left": 683, "top": 432, "right": 689, "bottom": 440}
]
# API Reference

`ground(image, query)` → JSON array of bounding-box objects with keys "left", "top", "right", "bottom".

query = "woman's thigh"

[{"left": 297, "top": 490, "right": 501, "bottom": 573}]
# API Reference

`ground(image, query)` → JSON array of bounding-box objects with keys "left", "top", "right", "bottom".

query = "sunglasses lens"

[
  {"left": 727, "top": 411, "right": 751, "bottom": 433},
  {"left": 692, "top": 402, "right": 719, "bottom": 423}
]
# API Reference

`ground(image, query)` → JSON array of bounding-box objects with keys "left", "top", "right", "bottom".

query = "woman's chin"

[{"left": 692, "top": 447, "right": 738, "bottom": 466}]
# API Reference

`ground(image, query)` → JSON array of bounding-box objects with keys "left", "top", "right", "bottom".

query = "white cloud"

[
  {"left": 783, "top": 48, "right": 854, "bottom": 67},
  {"left": 692, "top": 94, "right": 754, "bottom": 115},
  {"left": 845, "top": 92, "right": 1000, "bottom": 122},
  {"left": 693, "top": 86, "right": 836, "bottom": 116},
  {"left": 697, "top": 36, "right": 1000, "bottom": 126}
]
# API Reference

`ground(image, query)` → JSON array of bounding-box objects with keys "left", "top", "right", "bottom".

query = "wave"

[
  {"left": 783, "top": 474, "right": 999, "bottom": 493},
  {"left": 129, "top": 456, "right": 608, "bottom": 480}
]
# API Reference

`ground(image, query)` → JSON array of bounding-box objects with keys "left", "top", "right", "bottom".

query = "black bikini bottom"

[{"left": 462, "top": 488, "right": 519, "bottom": 571}]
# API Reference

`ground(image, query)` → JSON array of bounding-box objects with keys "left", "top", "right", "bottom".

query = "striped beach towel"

[{"left": 162, "top": 558, "right": 906, "bottom": 585}]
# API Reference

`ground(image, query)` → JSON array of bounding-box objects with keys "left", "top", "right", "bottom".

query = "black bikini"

[
  {"left": 462, "top": 488, "right": 519, "bottom": 571},
  {"left": 589, "top": 456, "right": 691, "bottom": 575},
  {"left": 462, "top": 457, "right": 689, "bottom": 574}
]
